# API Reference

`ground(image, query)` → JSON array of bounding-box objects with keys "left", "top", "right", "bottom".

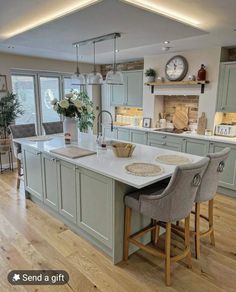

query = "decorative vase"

[
  {"left": 63, "top": 117, "right": 78, "bottom": 142},
  {"left": 147, "top": 76, "right": 155, "bottom": 82},
  {"left": 197, "top": 64, "right": 206, "bottom": 81}
]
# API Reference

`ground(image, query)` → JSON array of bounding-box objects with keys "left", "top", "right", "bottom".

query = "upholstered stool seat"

[
  {"left": 123, "top": 158, "right": 209, "bottom": 286},
  {"left": 42, "top": 121, "right": 63, "bottom": 135}
]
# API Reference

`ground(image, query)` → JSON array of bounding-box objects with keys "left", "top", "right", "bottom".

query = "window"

[
  {"left": 11, "top": 75, "right": 37, "bottom": 125},
  {"left": 11, "top": 70, "right": 78, "bottom": 134}
]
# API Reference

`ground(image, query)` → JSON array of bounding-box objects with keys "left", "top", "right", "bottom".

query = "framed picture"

[
  {"left": 0, "top": 75, "right": 7, "bottom": 92},
  {"left": 142, "top": 117, "right": 152, "bottom": 128}
]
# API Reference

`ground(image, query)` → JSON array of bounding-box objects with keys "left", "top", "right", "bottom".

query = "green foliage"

[
  {"left": 145, "top": 68, "right": 156, "bottom": 77},
  {"left": 0, "top": 92, "right": 24, "bottom": 137}
]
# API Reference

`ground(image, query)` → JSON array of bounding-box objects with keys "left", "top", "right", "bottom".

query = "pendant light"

[
  {"left": 106, "top": 35, "right": 123, "bottom": 85},
  {"left": 87, "top": 41, "right": 103, "bottom": 85},
  {"left": 71, "top": 45, "right": 86, "bottom": 85}
]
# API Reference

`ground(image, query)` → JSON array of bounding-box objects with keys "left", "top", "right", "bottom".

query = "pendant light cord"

[
  {"left": 93, "top": 41, "right": 96, "bottom": 74},
  {"left": 76, "top": 45, "right": 79, "bottom": 75},
  {"left": 113, "top": 36, "right": 117, "bottom": 73}
]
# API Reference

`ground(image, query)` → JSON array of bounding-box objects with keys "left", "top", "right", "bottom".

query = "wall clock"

[
  {"left": 165, "top": 55, "right": 188, "bottom": 81},
  {"left": 0, "top": 75, "right": 7, "bottom": 92}
]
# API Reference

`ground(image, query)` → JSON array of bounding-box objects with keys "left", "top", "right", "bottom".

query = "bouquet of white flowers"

[{"left": 51, "top": 90, "right": 95, "bottom": 132}]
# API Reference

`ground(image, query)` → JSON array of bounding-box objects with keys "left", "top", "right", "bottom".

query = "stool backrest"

[
  {"left": 140, "top": 158, "right": 209, "bottom": 222},
  {"left": 42, "top": 121, "right": 63, "bottom": 135},
  {"left": 195, "top": 147, "right": 230, "bottom": 203},
  {"left": 9, "top": 124, "right": 36, "bottom": 156}
]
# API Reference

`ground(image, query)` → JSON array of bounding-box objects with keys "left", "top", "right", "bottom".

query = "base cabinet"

[
  {"left": 23, "top": 147, "right": 43, "bottom": 200},
  {"left": 130, "top": 130, "right": 148, "bottom": 145},
  {"left": 42, "top": 154, "right": 58, "bottom": 211},
  {"left": 76, "top": 169, "right": 113, "bottom": 248},
  {"left": 148, "top": 133, "right": 183, "bottom": 152},
  {"left": 183, "top": 138, "right": 210, "bottom": 156},
  {"left": 116, "top": 128, "right": 130, "bottom": 142},
  {"left": 209, "top": 142, "right": 236, "bottom": 191},
  {"left": 58, "top": 161, "right": 77, "bottom": 223}
]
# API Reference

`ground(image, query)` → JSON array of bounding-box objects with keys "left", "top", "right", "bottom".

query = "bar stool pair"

[
  {"left": 123, "top": 148, "right": 230, "bottom": 286},
  {"left": 9, "top": 122, "right": 63, "bottom": 189}
]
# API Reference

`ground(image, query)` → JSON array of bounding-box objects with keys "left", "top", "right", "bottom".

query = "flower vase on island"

[{"left": 51, "top": 90, "right": 95, "bottom": 142}]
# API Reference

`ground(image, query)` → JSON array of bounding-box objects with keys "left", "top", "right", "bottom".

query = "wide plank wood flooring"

[{"left": 0, "top": 171, "right": 236, "bottom": 292}]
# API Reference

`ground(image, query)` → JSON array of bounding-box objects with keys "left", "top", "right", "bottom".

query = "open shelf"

[{"left": 144, "top": 80, "right": 210, "bottom": 94}]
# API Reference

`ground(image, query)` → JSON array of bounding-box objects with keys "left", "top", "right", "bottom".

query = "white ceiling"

[{"left": 0, "top": 0, "right": 236, "bottom": 64}]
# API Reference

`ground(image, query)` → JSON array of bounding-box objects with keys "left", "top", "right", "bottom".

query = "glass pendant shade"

[
  {"left": 106, "top": 70, "right": 123, "bottom": 85},
  {"left": 87, "top": 71, "right": 103, "bottom": 85},
  {"left": 105, "top": 36, "right": 123, "bottom": 85},
  {"left": 72, "top": 45, "right": 86, "bottom": 86}
]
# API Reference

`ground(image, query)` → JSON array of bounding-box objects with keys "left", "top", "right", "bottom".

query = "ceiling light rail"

[{"left": 73, "top": 32, "right": 121, "bottom": 47}]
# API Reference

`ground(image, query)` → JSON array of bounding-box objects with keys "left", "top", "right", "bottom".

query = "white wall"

[{"left": 143, "top": 47, "right": 222, "bottom": 130}]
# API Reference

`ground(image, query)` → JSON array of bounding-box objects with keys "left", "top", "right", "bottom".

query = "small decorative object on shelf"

[
  {"left": 142, "top": 117, "right": 152, "bottom": 128},
  {"left": 197, "top": 64, "right": 206, "bottom": 81},
  {"left": 0, "top": 75, "right": 7, "bottom": 92},
  {"left": 51, "top": 90, "right": 95, "bottom": 142},
  {"left": 188, "top": 75, "right": 196, "bottom": 81},
  {"left": 145, "top": 68, "right": 156, "bottom": 82}
]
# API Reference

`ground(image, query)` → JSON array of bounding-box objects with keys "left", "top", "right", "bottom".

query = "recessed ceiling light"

[
  {"left": 122, "top": 0, "right": 201, "bottom": 26},
  {"left": 163, "top": 41, "right": 170, "bottom": 44},
  {"left": 3, "top": 0, "right": 100, "bottom": 39},
  {"left": 162, "top": 46, "right": 171, "bottom": 51},
  {"left": 115, "top": 49, "right": 119, "bottom": 53}
]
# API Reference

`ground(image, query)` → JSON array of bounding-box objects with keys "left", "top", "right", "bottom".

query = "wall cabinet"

[
  {"left": 111, "top": 70, "right": 143, "bottom": 107},
  {"left": 42, "top": 154, "right": 58, "bottom": 211},
  {"left": 58, "top": 160, "right": 77, "bottom": 223},
  {"left": 217, "top": 62, "right": 236, "bottom": 112},
  {"left": 23, "top": 147, "right": 43, "bottom": 200},
  {"left": 130, "top": 130, "right": 148, "bottom": 145}
]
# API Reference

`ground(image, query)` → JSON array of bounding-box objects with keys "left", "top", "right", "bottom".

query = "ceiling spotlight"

[
  {"left": 163, "top": 41, "right": 170, "bottom": 44},
  {"left": 115, "top": 49, "right": 119, "bottom": 53},
  {"left": 162, "top": 46, "right": 171, "bottom": 51}
]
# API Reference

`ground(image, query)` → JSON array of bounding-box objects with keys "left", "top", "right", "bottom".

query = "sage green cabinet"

[
  {"left": 183, "top": 138, "right": 210, "bottom": 156},
  {"left": 111, "top": 70, "right": 143, "bottom": 107},
  {"left": 130, "top": 130, "right": 148, "bottom": 145},
  {"left": 116, "top": 128, "right": 130, "bottom": 141},
  {"left": 217, "top": 62, "right": 236, "bottom": 112},
  {"left": 148, "top": 133, "right": 183, "bottom": 152},
  {"left": 103, "top": 126, "right": 117, "bottom": 139},
  {"left": 42, "top": 154, "right": 58, "bottom": 211},
  {"left": 23, "top": 147, "right": 43, "bottom": 201},
  {"left": 58, "top": 160, "right": 77, "bottom": 223},
  {"left": 76, "top": 168, "right": 113, "bottom": 248},
  {"left": 209, "top": 142, "right": 236, "bottom": 191}
]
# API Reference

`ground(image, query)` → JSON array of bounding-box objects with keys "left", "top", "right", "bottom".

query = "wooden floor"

[{"left": 0, "top": 171, "right": 236, "bottom": 292}]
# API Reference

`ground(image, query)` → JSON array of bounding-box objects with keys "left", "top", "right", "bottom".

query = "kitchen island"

[{"left": 15, "top": 133, "right": 202, "bottom": 264}]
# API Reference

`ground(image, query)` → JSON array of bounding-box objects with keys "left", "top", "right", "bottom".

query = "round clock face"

[{"left": 165, "top": 55, "right": 188, "bottom": 81}]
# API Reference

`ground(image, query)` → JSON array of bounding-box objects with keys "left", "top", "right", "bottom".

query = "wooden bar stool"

[
  {"left": 193, "top": 147, "right": 230, "bottom": 259},
  {"left": 124, "top": 158, "right": 209, "bottom": 286},
  {"left": 9, "top": 124, "right": 36, "bottom": 189}
]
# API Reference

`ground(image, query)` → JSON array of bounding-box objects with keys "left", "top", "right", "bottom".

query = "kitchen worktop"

[
  {"left": 113, "top": 125, "right": 236, "bottom": 144},
  {"left": 15, "top": 132, "right": 202, "bottom": 189}
]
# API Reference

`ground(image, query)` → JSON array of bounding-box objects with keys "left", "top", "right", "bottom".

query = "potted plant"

[
  {"left": 51, "top": 90, "right": 95, "bottom": 141},
  {"left": 0, "top": 92, "right": 24, "bottom": 138},
  {"left": 145, "top": 68, "right": 156, "bottom": 82}
]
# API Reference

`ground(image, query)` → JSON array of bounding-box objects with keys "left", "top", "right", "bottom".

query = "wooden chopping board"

[
  {"left": 173, "top": 105, "right": 189, "bottom": 130},
  {"left": 50, "top": 146, "right": 96, "bottom": 159},
  {"left": 197, "top": 112, "right": 207, "bottom": 135}
]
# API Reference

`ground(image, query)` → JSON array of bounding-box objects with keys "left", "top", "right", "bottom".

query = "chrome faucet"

[{"left": 97, "top": 110, "right": 114, "bottom": 141}]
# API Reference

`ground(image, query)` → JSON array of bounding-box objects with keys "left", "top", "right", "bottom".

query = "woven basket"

[{"left": 112, "top": 143, "right": 136, "bottom": 158}]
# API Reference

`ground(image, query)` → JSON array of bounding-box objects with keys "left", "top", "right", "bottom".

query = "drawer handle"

[
  {"left": 162, "top": 135, "right": 167, "bottom": 139},
  {"left": 50, "top": 158, "right": 57, "bottom": 162},
  {"left": 161, "top": 142, "right": 166, "bottom": 145},
  {"left": 36, "top": 152, "right": 41, "bottom": 155}
]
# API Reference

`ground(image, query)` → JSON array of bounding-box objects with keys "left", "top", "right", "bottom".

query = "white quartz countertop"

[
  {"left": 15, "top": 133, "right": 203, "bottom": 189},
  {"left": 113, "top": 125, "right": 236, "bottom": 144}
]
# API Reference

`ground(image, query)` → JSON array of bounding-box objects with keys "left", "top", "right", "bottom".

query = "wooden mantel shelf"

[{"left": 144, "top": 80, "right": 210, "bottom": 94}]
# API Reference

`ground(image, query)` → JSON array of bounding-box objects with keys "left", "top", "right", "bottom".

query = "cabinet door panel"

[
  {"left": 126, "top": 71, "right": 143, "bottom": 107},
  {"left": 210, "top": 143, "right": 236, "bottom": 190},
  {"left": 184, "top": 139, "right": 209, "bottom": 156},
  {"left": 130, "top": 130, "right": 147, "bottom": 145},
  {"left": 77, "top": 169, "right": 113, "bottom": 248},
  {"left": 23, "top": 148, "right": 43, "bottom": 200},
  {"left": 111, "top": 83, "right": 125, "bottom": 106},
  {"left": 117, "top": 128, "right": 130, "bottom": 141},
  {"left": 42, "top": 155, "right": 58, "bottom": 210},
  {"left": 58, "top": 161, "right": 76, "bottom": 223}
]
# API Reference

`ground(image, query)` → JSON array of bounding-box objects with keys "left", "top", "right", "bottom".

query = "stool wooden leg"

[
  {"left": 154, "top": 223, "right": 160, "bottom": 245},
  {"left": 184, "top": 215, "right": 192, "bottom": 268},
  {"left": 124, "top": 207, "right": 132, "bottom": 261},
  {"left": 209, "top": 199, "right": 215, "bottom": 246},
  {"left": 194, "top": 202, "right": 201, "bottom": 259},
  {"left": 165, "top": 222, "right": 171, "bottom": 286},
  {"left": 151, "top": 219, "right": 156, "bottom": 244},
  {"left": 16, "top": 158, "right": 21, "bottom": 189}
]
